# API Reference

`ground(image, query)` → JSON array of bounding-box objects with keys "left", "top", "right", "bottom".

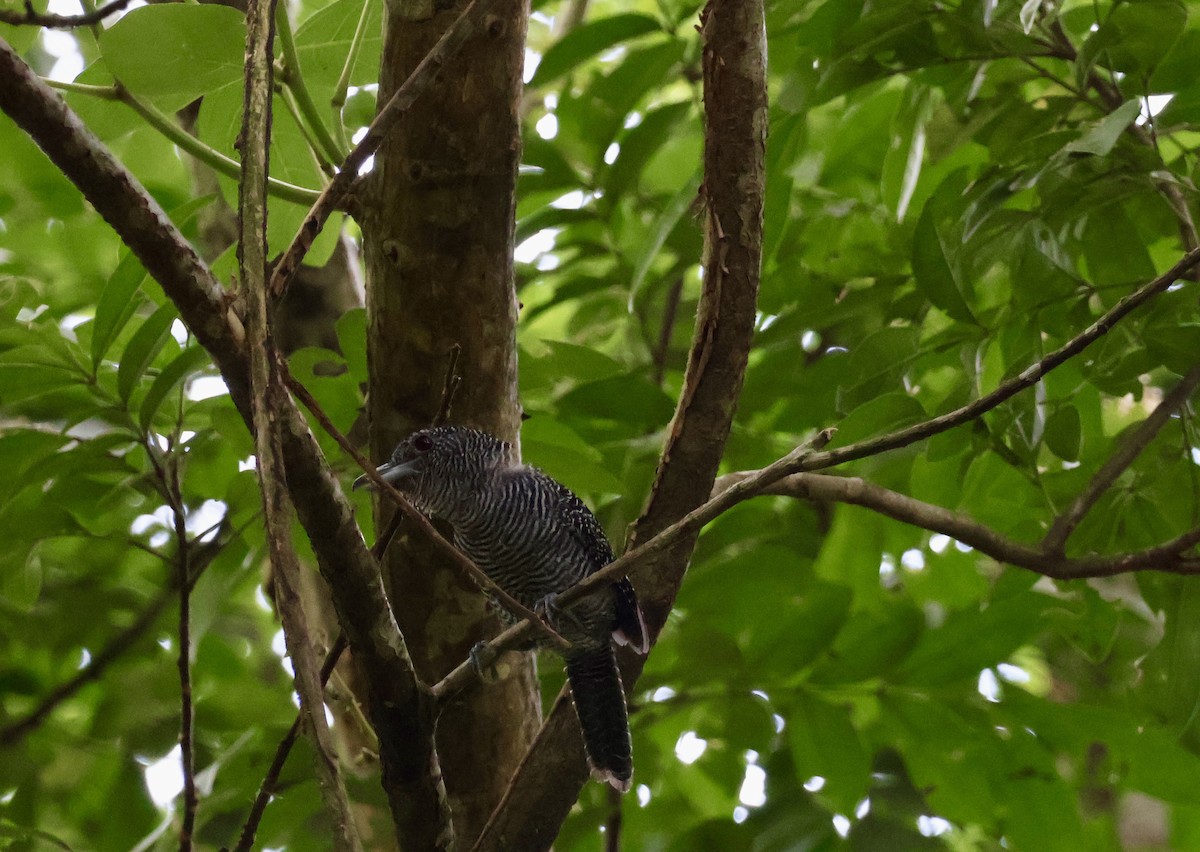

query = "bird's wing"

[{"left": 542, "top": 471, "right": 648, "bottom": 654}]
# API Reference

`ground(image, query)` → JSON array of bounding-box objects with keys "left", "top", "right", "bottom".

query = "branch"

[
  {"left": 797, "top": 248, "right": 1200, "bottom": 473},
  {"left": 234, "top": 508, "right": 401, "bottom": 849},
  {"left": 712, "top": 470, "right": 1200, "bottom": 579},
  {"left": 144, "top": 444, "right": 198, "bottom": 850},
  {"left": 233, "top": 634, "right": 348, "bottom": 852},
  {"left": 268, "top": 0, "right": 500, "bottom": 299},
  {"left": 0, "top": 0, "right": 132, "bottom": 28},
  {"left": 1043, "top": 364, "right": 1200, "bottom": 553},
  {"left": 238, "top": 1, "right": 361, "bottom": 848},
  {"left": 0, "top": 39, "right": 450, "bottom": 851},
  {"left": 42, "top": 79, "right": 322, "bottom": 206}
]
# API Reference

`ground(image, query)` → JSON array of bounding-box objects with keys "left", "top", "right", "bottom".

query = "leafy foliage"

[{"left": 3, "top": 0, "right": 1200, "bottom": 849}]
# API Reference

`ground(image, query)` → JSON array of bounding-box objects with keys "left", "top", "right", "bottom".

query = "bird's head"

[{"left": 353, "top": 425, "right": 511, "bottom": 517}]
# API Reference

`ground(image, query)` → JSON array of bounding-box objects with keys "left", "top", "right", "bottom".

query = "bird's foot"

[
  {"left": 534, "top": 592, "right": 588, "bottom": 634},
  {"left": 469, "top": 641, "right": 500, "bottom": 682}
]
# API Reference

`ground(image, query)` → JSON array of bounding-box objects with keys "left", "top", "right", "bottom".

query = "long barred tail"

[{"left": 565, "top": 646, "right": 633, "bottom": 792}]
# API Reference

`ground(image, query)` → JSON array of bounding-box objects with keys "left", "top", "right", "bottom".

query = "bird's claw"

[
  {"left": 469, "top": 641, "right": 500, "bottom": 682},
  {"left": 534, "top": 592, "right": 587, "bottom": 634}
]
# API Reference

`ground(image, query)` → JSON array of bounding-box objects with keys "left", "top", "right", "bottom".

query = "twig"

[
  {"left": 145, "top": 446, "right": 198, "bottom": 851},
  {"left": 238, "top": 1, "right": 360, "bottom": 844},
  {"left": 281, "top": 362, "right": 571, "bottom": 650},
  {"left": 269, "top": 0, "right": 501, "bottom": 299},
  {"left": 432, "top": 343, "right": 463, "bottom": 428},
  {"left": 234, "top": 512, "right": 401, "bottom": 849},
  {"left": 1043, "top": 364, "right": 1200, "bottom": 553},
  {"left": 0, "top": 518, "right": 239, "bottom": 749},
  {"left": 0, "top": 0, "right": 132, "bottom": 28},
  {"left": 797, "top": 248, "right": 1200, "bottom": 473},
  {"left": 604, "top": 784, "right": 623, "bottom": 852},
  {"left": 233, "top": 634, "right": 348, "bottom": 852},
  {"left": 41, "top": 79, "right": 322, "bottom": 205},
  {"left": 712, "top": 470, "right": 1200, "bottom": 579}
]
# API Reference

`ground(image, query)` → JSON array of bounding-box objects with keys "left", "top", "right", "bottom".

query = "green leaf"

[
  {"left": 788, "top": 688, "right": 871, "bottom": 813},
  {"left": 335, "top": 307, "right": 368, "bottom": 385},
  {"left": 99, "top": 5, "right": 246, "bottom": 106},
  {"left": 1082, "top": 0, "right": 1186, "bottom": 76},
  {"left": 138, "top": 346, "right": 211, "bottom": 432},
  {"left": 895, "top": 593, "right": 1051, "bottom": 687},
  {"left": 1140, "top": 577, "right": 1200, "bottom": 734},
  {"left": 118, "top": 303, "right": 178, "bottom": 402},
  {"left": 530, "top": 14, "right": 662, "bottom": 88},
  {"left": 91, "top": 250, "right": 149, "bottom": 368},
  {"left": 1043, "top": 405, "right": 1081, "bottom": 461},
  {"left": 912, "top": 190, "right": 975, "bottom": 324},
  {"left": 832, "top": 392, "right": 925, "bottom": 447},
  {"left": 628, "top": 173, "right": 701, "bottom": 307},
  {"left": 1063, "top": 100, "right": 1141, "bottom": 157}
]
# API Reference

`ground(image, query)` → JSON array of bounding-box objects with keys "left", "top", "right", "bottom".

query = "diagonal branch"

[
  {"left": 268, "top": 0, "right": 500, "bottom": 299},
  {"left": 1042, "top": 364, "right": 1200, "bottom": 554},
  {"left": 713, "top": 470, "right": 1200, "bottom": 579},
  {"left": 0, "top": 0, "right": 133, "bottom": 28},
  {"left": 798, "top": 248, "right": 1200, "bottom": 472},
  {"left": 238, "top": 0, "right": 361, "bottom": 847}
]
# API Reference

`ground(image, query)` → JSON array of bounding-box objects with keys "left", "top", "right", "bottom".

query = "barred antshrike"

[{"left": 355, "top": 425, "right": 648, "bottom": 791}]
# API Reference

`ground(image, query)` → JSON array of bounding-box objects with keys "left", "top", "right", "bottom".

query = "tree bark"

[{"left": 361, "top": 0, "right": 540, "bottom": 844}]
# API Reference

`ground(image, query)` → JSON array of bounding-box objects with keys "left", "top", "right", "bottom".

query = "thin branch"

[
  {"left": 0, "top": 519, "right": 239, "bottom": 749},
  {"left": 234, "top": 511, "right": 403, "bottom": 849},
  {"left": 41, "top": 79, "right": 322, "bottom": 205},
  {"left": 712, "top": 470, "right": 1200, "bottom": 580},
  {"left": 0, "top": 0, "right": 132, "bottom": 28},
  {"left": 276, "top": 2, "right": 346, "bottom": 166},
  {"left": 797, "top": 248, "right": 1200, "bottom": 473},
  {"left": 144, "top": 445, "right": 198, "bottom": 851},
  {"left": 269, "top": 0, "right": 500, "bottom": 299},
  {"left": 233, "top": 634, "right": 348, "bottom": 852},
  {"left": 432, "top": 343, "right": 463, "bottom": 428},
  {"left": 238, "top": 0, "right": 360, "bottom": 844},
  {"left": 604, "top": 784, "right": 623, "bottom": 852},
  {"left": 1043, "top": 364, "right": 1200, "bottom": 553},
  {"left": 281, "top": 362, "right": 571, "bottom": 650}
]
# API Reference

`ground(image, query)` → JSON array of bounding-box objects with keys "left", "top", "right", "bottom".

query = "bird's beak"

[{"left": 352, "top": 459, "right": 419, "bottom": 491}]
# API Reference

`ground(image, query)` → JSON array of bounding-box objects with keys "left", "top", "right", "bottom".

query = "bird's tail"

[{"left": 565, "top": 646, "right": 633, "bottom": 792}]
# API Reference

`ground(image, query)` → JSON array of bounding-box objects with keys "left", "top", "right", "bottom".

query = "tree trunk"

[{"left": 360, "top": 0, "right": 539, "bottom": 844}]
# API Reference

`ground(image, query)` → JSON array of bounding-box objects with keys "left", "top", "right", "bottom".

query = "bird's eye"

[{"left": 413, "top": 434, "right": 434, "bottom": 452}]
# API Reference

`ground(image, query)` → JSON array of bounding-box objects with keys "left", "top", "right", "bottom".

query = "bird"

[{"left": 354, "top": 424, "right": 649, "bottom": 791}]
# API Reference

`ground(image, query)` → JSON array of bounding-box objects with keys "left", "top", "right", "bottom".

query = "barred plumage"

[{"left": 357, "top": 425, "right": 648, "bottom": 790}]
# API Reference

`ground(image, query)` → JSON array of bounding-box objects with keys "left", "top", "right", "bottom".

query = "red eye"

[{"left": 413, "top": 434, "right": 434, "bottom": 452}]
